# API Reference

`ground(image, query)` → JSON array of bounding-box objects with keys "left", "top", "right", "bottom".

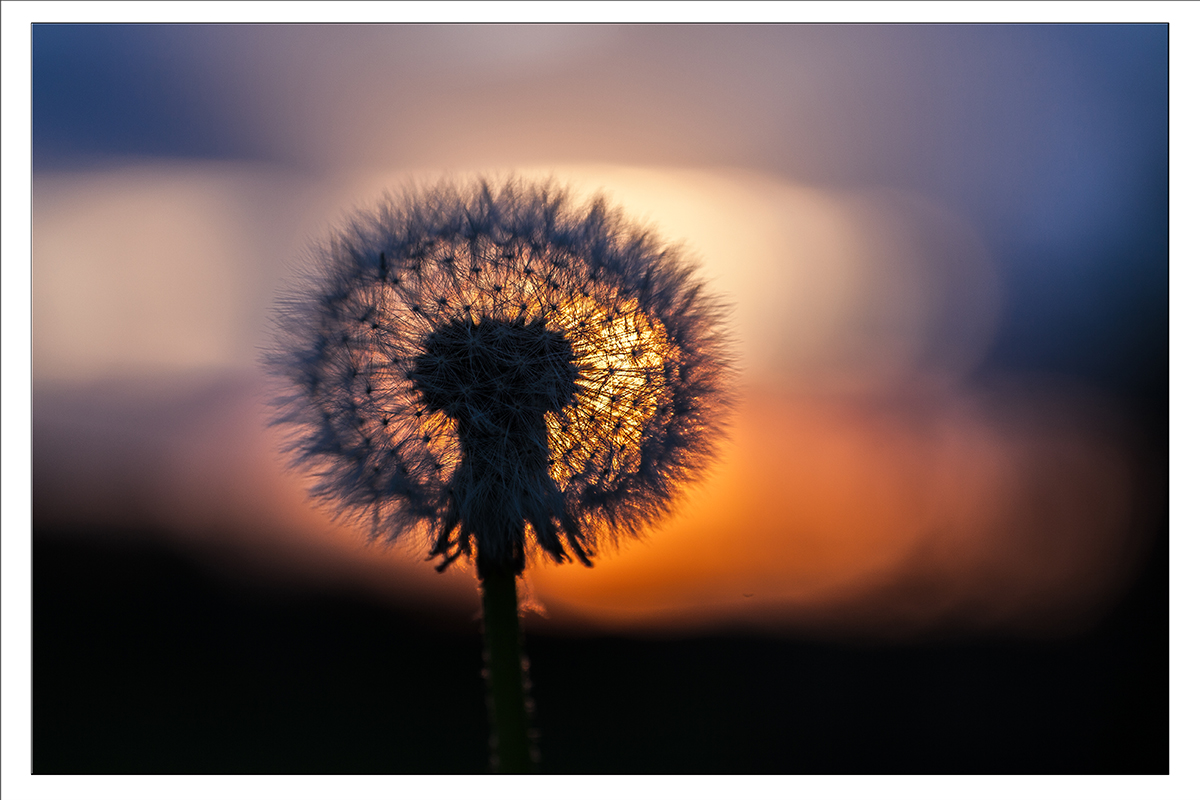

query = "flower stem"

[{"left": 480, "top": 566, "right": 534, "bottom": 773}]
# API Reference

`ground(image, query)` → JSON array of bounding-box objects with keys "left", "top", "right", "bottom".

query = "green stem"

[{"left": 480, "top": 567, "right": 534, "bottom": 773}]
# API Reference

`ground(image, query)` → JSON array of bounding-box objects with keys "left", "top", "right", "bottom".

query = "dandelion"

[{"left": 268, "top": 177, "right": 730, "bottom": 771}]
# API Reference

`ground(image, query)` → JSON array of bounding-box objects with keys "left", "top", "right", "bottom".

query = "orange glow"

[
  {"left": 32, "top": 375, "right": 1156, "bottom": 637},
  {"left": 525, "top": 384, "right": 1153, "bottom": 637},
  {"left": 547, "top": 295, "right": 672, "bottom": 496}
]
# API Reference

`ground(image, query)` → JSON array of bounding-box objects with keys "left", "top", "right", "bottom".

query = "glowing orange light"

[
  {"left": 547, "top": 295, "right": 671, "bottom": 495},
  {"left": 526, "top": 385, "right": 1152, "bottom": 637}
]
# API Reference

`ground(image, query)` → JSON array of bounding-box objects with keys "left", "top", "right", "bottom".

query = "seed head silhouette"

[{"left": 269, "top": 178, "right": 730, "bottom": 578}]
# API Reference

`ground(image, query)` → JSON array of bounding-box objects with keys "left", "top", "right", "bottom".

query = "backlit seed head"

[{"left": 267, "top": 177, "right": 731, "bottom": 577}]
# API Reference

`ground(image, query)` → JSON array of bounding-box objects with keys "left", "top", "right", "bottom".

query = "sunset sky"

[
  {"left": 6, "top": 7, "right": 1190, "bottom": 786},
  {"left": 29, "top": 21, "right": 1168, "bottom": 635}
]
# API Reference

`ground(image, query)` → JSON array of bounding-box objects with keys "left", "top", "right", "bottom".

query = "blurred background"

[{"left": 31, "top": 24, "right": 1167, "bottom": 773}]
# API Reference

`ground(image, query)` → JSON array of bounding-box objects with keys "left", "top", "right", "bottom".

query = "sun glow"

[{"left": 547, "top": 294, "right": 671, "bottom": 497}]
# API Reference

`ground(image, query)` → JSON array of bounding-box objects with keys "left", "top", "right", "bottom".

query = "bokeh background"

[{"left": 30, "top": 23, "right": 1167, "bottom": 773}]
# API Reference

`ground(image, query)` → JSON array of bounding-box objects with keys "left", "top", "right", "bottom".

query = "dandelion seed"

[
  {"left": 269, "top": 176, "right": 730, "bottom": 577},
  {"left": 266, "top": 176, "right": 730, "bottom": 771}
]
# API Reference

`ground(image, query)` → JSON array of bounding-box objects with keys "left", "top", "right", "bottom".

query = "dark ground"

[{"left": 32, "top": 516, "right": 1167, "bottom": 775}]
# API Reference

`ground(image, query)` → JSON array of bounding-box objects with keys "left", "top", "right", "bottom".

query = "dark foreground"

[{"left": 32, "top": 528, "right": 1167, "bottom": 774}]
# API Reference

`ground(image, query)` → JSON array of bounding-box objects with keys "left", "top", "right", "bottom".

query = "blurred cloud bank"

[
  {"left": 32, "top": 24, "right": 1166, "bottom": 637},
  {"left": 35, "top": 162, "right": 1001, "bottom": 392}
]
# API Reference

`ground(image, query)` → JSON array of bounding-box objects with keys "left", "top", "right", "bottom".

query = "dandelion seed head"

[{"left": 268, "top": 177, "right": 731, "bottom": 577}]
